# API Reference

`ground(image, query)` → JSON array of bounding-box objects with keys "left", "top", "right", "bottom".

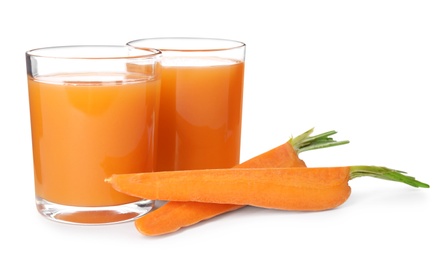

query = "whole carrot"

[
  {"left": 107, "top": 166, "right": 429, "bottom": 211},
  {"left": 133, "top": 128, "right": 347, "bottom": 236}
]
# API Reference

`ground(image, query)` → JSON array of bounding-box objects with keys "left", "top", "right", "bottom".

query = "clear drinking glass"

[
  {"left": 127, "top": 37, "right": 246, "bottom": 171},
  {"left": 26, "top": 45, "right": 161, "bottom": 225}
]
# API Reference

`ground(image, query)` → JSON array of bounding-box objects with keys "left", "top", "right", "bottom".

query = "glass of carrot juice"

[
  {"left": 26, "top": 45, "right": 162, "bottom": 225},
  {"left": 127, "top": 37, "right": 246, "bottom": 171}
]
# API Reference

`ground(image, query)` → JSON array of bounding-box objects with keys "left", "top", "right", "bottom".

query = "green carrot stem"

[
  {"left": 350, "top": 165, "right": 430, "bottom": 188},
  {"left": 292, "top": 130, "right": 428, "bottom": 188},
  {"left": 290, "top": 128, "right": 350, "bottom": 154}
]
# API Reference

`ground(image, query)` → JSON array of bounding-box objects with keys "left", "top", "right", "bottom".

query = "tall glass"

[
  {"left": 26, "top": 45, "right": 161, "bottom": 225},
  {"left": 127, "top": 37, "right": 245, "bottom": 171}
]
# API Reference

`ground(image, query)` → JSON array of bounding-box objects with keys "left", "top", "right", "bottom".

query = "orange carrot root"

[
  {"left": 108, "top": 167, "right": 352, "bottom": 211},
  {"left": 108, "top": 165, "right": 428, "bottom": 222}
]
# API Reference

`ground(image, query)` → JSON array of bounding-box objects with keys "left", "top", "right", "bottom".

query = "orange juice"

[
  {"left": 28, "top": 73, "right": 159, "bottom": 207},
  {"left": 156, "top": 57, "right": 245, "bottom": 171}
]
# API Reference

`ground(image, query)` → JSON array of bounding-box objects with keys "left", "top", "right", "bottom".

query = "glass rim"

[
  {"left": 25, "top": 45, "right": 162, "bottom": 60},
  {"left": 127, "top": 37, "right": 246, "bottom": 52}
]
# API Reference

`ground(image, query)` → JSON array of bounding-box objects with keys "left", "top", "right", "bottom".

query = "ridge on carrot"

[
  {"left": 107, "top": 166, "right": 429, "bottom": 212},
  {"left": 128, "top": 128, "right": 348, "bottom": 236}
]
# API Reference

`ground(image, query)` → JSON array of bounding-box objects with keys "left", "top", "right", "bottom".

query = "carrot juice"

[
  {"left": 156, "top": 57, "right": 245, "bottom": 171},
  {"left": 26, "top": 45, "right": 161, "bottom": 224},
  {"left": 28, "top": 73, "right": 159, "bottom": 207}
]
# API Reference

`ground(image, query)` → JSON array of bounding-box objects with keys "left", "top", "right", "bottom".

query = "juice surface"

[
  {"left": 28, "top": 73, "right": 159, "bottom": 206},
  {"left": 156, "top": 58, "right": 245, "bottom": 171}
]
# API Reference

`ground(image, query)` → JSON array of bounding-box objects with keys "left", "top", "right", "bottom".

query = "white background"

[{"left": 1, "top": 0, "right": 439, "bottom": 259}]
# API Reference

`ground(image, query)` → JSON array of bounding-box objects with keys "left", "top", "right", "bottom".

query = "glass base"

[{"left": 36, "top": 197, "right": 154, "bottom": 225}]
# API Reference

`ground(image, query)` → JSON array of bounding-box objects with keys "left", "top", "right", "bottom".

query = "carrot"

[
  {"left": 133, "top": 128, "right": 348, "bottom": 236},
  {"left": 107, "top": 166, "right": 429, "bottom": 212}
]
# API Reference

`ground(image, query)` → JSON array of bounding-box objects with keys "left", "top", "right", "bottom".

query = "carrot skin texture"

[
  {"left": 134, "top": 141, "right": 305, "bottom": 236},
  {"left": 108, "top": 167, "right": 352, "bottom": 211},
  {"left": 135, "top": 202, "right": 242, "bottom": 236},
  {"left": 235, "top": 142, "right": 307, "bottom": 169}
]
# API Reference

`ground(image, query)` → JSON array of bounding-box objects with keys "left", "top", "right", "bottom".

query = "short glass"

[
  {"left": 26, "top": 45, "right": 162, "bottom": 225},
  {"left": 127, "top": 37, "right": 246, "bottom": 171}
]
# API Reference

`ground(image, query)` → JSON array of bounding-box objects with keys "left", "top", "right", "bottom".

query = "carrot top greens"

[
  {"left": 350, "top": 165, "right": 430, "bottom": 188},
  {"left": 290, "top": 128, "right": 349, "bottom": 153},
  {"left": 292, "top": 130, "right": 429, "bottom": 188}
]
